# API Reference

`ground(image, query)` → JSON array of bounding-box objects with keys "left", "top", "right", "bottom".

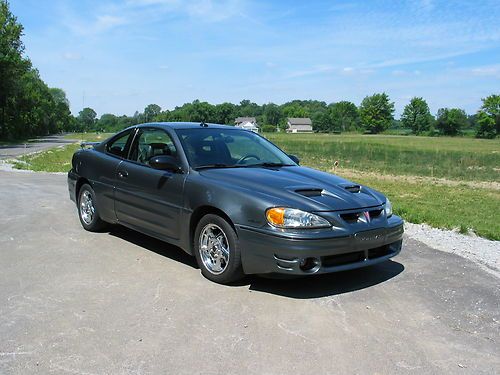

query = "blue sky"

[{"left": 10, "top": 0, "right": 500, "bottom": 116}]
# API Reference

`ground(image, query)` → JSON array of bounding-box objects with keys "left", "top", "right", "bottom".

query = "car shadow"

[
  {"left": 247, "top": 261, "right": 404, "bottom": 299},
  {"left": 106, "top": 225, "right": 404, "bottom": 299},
  {"left": 107, "top": 225, "right": 198, "bottom": 269}
]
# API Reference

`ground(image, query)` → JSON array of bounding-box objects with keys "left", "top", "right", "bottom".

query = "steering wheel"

[{"left": 236, "top": 154, "right": 260, "bottom": 165}]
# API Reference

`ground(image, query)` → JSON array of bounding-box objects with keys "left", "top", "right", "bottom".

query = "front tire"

[
  {"left": 78, "top": 183, "right": 106, "bottom": 232},
  {"left": 194, "top": 214, "right": 244, "bottom": 284}
]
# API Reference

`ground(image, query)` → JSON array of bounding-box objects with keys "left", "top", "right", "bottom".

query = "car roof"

[{"left": 135, "top": 122, "right": 234, "bottom": 130}]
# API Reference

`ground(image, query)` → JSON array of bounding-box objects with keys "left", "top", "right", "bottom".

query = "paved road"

[
  {"left": 0, "top": 135, "right": 76, "bottom": 160},
  {"left": 0, "top": 170, "right": 499, "bottom": 375}
]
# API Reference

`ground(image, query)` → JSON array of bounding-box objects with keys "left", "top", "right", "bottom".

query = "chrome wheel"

[
  {"left": 80, "top": 190, "right": 95, "bottom": 225},
  {"left": 199, "top": 223, "right": 230, "bottom": 275}
]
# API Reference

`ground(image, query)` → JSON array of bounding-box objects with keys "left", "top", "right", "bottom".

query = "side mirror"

[
  {"left": 288, "top": 154, "right": 300, "bottom": 165},
  {"left": 149, "top": 155, "right": 183, "bottom": 173}
]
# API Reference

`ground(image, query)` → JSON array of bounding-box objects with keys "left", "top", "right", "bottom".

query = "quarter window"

[{"left": 106, "top": 130, "right": 132, "bottom": 158}]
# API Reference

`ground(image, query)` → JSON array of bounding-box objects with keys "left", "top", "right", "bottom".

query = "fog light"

[{"left": 299, "top": 257, "right": 319, "bottom": 272}]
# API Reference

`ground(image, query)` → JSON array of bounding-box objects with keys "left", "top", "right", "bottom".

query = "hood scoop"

[
  {"left": 295, "top": 184, "right": 361, "bottom": 198},
  {"left": 341, "top": 184, "right": 361, "bottom": 193},
  {"left": 295, "top": 188, "right": 323, "bottom": 197}
]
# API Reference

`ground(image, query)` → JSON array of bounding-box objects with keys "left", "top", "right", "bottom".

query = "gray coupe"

[{"left": 68, "top": 122, "right": 404, "bottom": 283}]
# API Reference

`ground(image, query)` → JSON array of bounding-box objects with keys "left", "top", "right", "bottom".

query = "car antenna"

[{"left": 200, "top": 121, "right": 208, "bottom": 127}]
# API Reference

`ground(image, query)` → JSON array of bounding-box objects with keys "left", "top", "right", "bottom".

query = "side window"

[
  {"left": 129, "top": 129, "right": 178, "bottom": 166},
  {"left": 106, "top": 131, "right": 132, "bottom": 158}
]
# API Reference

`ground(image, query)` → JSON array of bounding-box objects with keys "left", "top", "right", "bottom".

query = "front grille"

[
  {"left": 322, "top": 251, "right": 365, "bottom": 267},
  {"left": 368, "top": 245, "right": 392, "bottom": 259},
  {"left": 340, "top": 212, "right": 360, "bottom": 223},
  {"left": 321, "top": 245, "right": 395, "bottom": 269},
  {"left": 369, "top": 209, "right": 383, "bottom": 218}
]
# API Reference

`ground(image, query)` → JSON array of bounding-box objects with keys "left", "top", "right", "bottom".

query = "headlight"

[
  {"left": 385, "top": 198, "right": 393, "bottom": 218},
  {"left": 266, "top": 207, "right": 331, "bottom": 229}
]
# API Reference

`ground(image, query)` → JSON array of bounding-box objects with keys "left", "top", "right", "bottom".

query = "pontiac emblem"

[{"left": 363, "top": 211, "right": 371, "bottom": 223}]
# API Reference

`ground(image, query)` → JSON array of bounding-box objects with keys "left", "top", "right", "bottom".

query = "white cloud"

[
  {"left": 63, "top": 52, "right": 82, "bottom": 61},
  {"left": 471, "top": 64, "right": 500, "bottom": 78}
]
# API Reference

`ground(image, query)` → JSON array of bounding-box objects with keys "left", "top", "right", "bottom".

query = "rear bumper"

[{"left": 237, "top": 216, "right": 404, "bottom": 275}]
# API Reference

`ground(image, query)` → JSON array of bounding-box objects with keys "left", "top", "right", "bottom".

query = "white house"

[
  {"left": 234, "top": 117, "right": 259, "bottom": 133},
  {"left": 286, "top": 118, "right": 313, "bottom": 133}
]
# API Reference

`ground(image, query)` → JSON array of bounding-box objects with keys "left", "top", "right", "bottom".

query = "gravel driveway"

[{"left": 0, "top": 170, "right": 499, "bottom": 375}]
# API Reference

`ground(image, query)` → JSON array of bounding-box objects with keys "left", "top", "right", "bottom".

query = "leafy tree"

[
  {"left": 260, "top": 125, "right": 276, "bottom": 133},
  {"left": 144, "top": 104, "right": 161, "bottom": 122},
  {"left": 359, "top": 93, "right": 395, "bottom": 133},
  {"left": 435, "top": 108, "right": 468, "bottom": 136},
  {"left": 97, "top": 114, "right": 118, "bottom": 131},
  {"left": 263, "top": 103, "right": 281, "bottom": 126},
  {"left": 329, "top": 101, "right": 359, "bottom": 132},
  {"left": 312, "top": 111, "right": 330, "bottom": 132},
  {"left": 475, "top": 94, "right": 499, "bottom": 138},
  {"left": 401, "top": 97, "right": 434, "bottom": 134},
  {"left": 77, "top": 108, "right": 97, "bottom": 131},
  {"left": 214, "top": 102, "right": 236, "bottom": 125}
]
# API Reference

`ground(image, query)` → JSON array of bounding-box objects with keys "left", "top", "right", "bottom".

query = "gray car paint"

[{"left": 68, "top": 122, "right": 404, "bottom": 275}]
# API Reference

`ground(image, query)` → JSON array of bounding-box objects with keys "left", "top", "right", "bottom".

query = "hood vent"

[
  {"left": 295, "top": 188, "right": 323, "bottom": 197},
  {"left": 344, "top": 185, "right": 361, "bottom": 193}
]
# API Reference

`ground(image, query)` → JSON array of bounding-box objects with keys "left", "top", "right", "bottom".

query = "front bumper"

[{"left": 237, "top": 216, "right": 404, "bottom": 275}]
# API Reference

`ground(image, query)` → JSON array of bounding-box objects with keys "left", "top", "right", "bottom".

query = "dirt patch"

[{"left": 335, "top": 169, "right": 500, "bottom": 191}]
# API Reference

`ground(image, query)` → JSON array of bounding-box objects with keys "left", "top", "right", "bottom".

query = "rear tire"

[
  {"left": 194, "top": 214, "right": 244, "bottom": 284},
  {"left": 77, "top": 183, "right": 106, "bottom": 232}
]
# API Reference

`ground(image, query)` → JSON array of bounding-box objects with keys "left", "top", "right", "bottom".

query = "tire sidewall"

[
  {"left": 194, "top": 214, "right": 243, "bottom": 284},
  {"left": 78, "top": 184, "right": 103, "bottom": 231}
]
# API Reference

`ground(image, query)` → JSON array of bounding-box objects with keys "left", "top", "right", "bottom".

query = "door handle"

[{"left": 118, "top": 170, "right": 128, "bottom": 178}]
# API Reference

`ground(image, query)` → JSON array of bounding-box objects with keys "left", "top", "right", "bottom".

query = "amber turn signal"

[{"left": 266, "top": 207, "right": 285, "bottom": 226}]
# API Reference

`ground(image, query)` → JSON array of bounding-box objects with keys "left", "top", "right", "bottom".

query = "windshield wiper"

[
  {"left": 195, "top": 164, "right": 246, "bottom": 170},
  {"left": 247, "top": 162, "right": 295, "bottom": 168}
]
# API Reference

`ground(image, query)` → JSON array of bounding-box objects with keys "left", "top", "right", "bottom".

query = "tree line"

[
  {"left": 83, "top": 94, "right": 498, "bottom": 139},
  {"left": 1, "top": 0, "right": 498, "bottom": 141},
  {"left": 0, "top": 1, "right": 73, "bottom": 141}
]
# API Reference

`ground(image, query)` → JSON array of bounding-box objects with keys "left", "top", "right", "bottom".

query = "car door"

[
  {"left": 88, "top": 128, "right": 136, "bottom": 223},
  {"left": 114, "top": 127, "right": 186, "bottom": 240}
]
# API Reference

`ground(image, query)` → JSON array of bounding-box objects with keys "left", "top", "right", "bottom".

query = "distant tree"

[
  {"left": 144, "top": 104, "right": 161, "bottom": 122},
  {"left": 475, "top": 94, "right": 499, "bottom": 138},
  {"left": 260, "top": 125, "right": 276, "bottom": 133},
  {"left": 329, "top": 101, "right": 359, "bottom": 132},
  {"left": 77, "top": 107, "right": 97, "bottom": 131},
  {"left": 359, "top": 93, "right": 395, "bottom": 133},
  {"left": 49, "top": 88, "right": 72, "bottom": 132},
  {"left": 214, "top": 102, "right": 236, "bottom": 124},
  {"left": 312, "top": 111, "right": 330, "bottom": 132},
  {"left": 187, "top": 100, "right": 214, "bottom": 123},
  {"left": 435, "top": 108, "right": 468, "bottom": 136},
  {"left": 97, "top": 113, "right": 119, "bottom": 131},
  {"left": 263, "top": 103, "right": 281, "bottom": 126},
  {"left": 401, "top": 97, "right": 434, "bottom": 134}
]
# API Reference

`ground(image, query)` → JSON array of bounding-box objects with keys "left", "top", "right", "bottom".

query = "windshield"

[{"left": 175, "top": 128, "right": 296, "bottom": 169}]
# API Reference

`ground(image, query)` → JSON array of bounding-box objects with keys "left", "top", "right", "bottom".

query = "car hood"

[{"left": 199, "top": 166, "right": 385, "bottom": 212}]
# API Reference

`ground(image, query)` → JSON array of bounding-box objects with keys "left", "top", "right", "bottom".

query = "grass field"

[
  {"left": 12, "top": 132, "right": 500, "bottom": 240},
  {"left": 265, "top": 133, "right": 500, "bottom": 182}
]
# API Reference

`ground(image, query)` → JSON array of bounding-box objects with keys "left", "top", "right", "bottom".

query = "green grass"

[
  {"left": 65, "top": 133, "right": 112, "bottom": 142},
  {"left": 13, "top": 132, "right": 500, "bottom": 240},
  {"left": 338, "top": 173, "right": 500, "bottom": 240},
  {"left": 13, "top": 144, "right": 80, "bottom": 172},
  {"left": 265, "top": 133, "right": 500, "bottom": 182}
]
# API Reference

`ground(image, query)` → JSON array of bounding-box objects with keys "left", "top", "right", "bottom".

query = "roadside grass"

[
  {"left": 65, "top": 133, "right": 112, "bottom": 142},
  {"left": 12, "top": 132, "right": 500, "bottom": 240},
  {"left": 265, "top": 133, "right": 500, "bottom": 182},
  {"left": 13, "top": 144, "right": 80, "bottom": 172}
]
